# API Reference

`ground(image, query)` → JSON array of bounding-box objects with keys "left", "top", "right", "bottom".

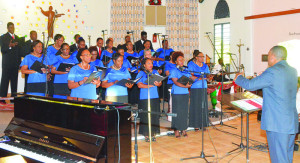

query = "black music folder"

[
  {"left": 57, "top": 63, "right": 75, "bottom": 72},
  {"left": 101, "top": 55, "right": 112, "bottom": 62},
  {"left": 114, "top": 76, "right": 142, "bottom": 87},
  {"left": 153, "top": 63, "right": 166, "bottom": 70},
  {"left": 177, "top": 75, "right": 194, "bottom": 85},
  {"left": 30, "top": 60, "right": 47, "bottom": 74},
  {"left": 146, "top": 74, "right": 168, "bottom": 85},
  {"left": 84, "top": 71, "right": 103, "bottom": 84}
]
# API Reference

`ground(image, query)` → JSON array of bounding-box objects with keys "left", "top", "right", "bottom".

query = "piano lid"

[{"left": 16, "top": 94, "right": 130, "bottom": 109}]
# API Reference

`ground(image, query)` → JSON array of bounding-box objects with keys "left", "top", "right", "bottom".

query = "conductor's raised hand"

[
  {"left": 234, "top": 70, "right": 244, "bottom": 81},
  {"left": 125, "top": 83, "right": 134, "bottom": 88}
]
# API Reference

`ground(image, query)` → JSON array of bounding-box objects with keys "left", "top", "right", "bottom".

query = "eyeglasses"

[{"left": 81, "top": 53, "right": 92, "bottom": 57}]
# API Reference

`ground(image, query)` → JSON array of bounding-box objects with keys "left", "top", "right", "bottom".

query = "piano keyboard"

[{"left": 0, "top": 141, "right": 84, "bottom": 163}]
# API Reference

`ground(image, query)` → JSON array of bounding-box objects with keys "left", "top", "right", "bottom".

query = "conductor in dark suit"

[
  {"left": 21, "top": 30, "right": 37, "bottom": 93},
  {"left": 234, "top": 46, "right": 298, "bottom": 163},
  {"left": 134, "top": 31, "right": 153, "bottom": 52},
  {"left": 0, "top": 22, "right": 22, "bottom": 99}
]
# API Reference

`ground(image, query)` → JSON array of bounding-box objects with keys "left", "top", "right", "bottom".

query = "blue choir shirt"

[
  {"left": 155, "top": 48, "right": 174, "bottom": 66},
  {"left": 107, "top": 57, "right": 132, "bottom": 69},
  {"left": 124, "top": 52, "right": 139, "bottom": 58},
  {"left": 102, "top": 67, "right": 131, "bottom": 97},
  {"left": 20, "top": 54, "right": 50, "bottom": 96},
  {"left": 68, "top": 65, "right": 98, "bottom": 99},
  {"left": 187, "top": 61, "right": 210, "bottom": 89},
  {"left": 136, "top": 70, "right": 159, "bottom": 100},
  {"left": 90, "top": 59, "right": 104, "bottom": 68},
  {"left": 100, "top": 50, "right": 116, "bottom": 60},
  {"left": 169, "top": 68, "right": 191, "bottom": 94},
  {"left": 53, "top": 55, "right": 79, "bottom": 84},
  {"left": 46, "top": 46, "right": 59, "bottom": 65},
  {"left": 164, "top": 62, "right": 176, "bottom": 84},
  {"left": 71, "top": 50, "right": 78, "bottom": 59}
]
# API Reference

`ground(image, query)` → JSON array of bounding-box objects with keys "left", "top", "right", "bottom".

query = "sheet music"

[{"left": 231, "top": 98, "right": 263, "bottom": 111}]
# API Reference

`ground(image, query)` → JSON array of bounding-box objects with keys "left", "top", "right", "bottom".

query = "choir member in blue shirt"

[
  {"left": 101, "top": 39, "right": 116, "bottom": 67},
  {"left": 89, "top": 46, "right": 104, "bottom": 68},
  {"left": 51, "top": 43, "right": 78, "bottom": 98},
  {"left": 169, "top": 51, "right": 196, "bottom": 137},
  {"left": 107, "top": 47, "right": 131, "bottom": 69},
  {"left": 74, "top": 38, "right": 87, "bottom": 61},
  {"left": 138, "top": 40, "right": 155, "bottom": 58},
  {"left": 68, "top": 49, "right": 101, "bottom": 100},
  {"left": 187, "top": 51, "right": 212, "bottom": 130},
  {"left": 164, "top": 52, "right": 176, "bottom": 112},
  {"left": 155, "top": 40, "right": 174, "bottom": 66},
  {"left": 46, "top": 34, "right": 64, "bottom": 64},
  {"left": 126, "top": 41, "right": 140, "bottom": 104},
  {"left": 20, "top": 40, "right": 50, "bottom": 96},
  {"left": 102, "top": 53, "right": 133, "bottom": 103},
  {"left": 124, "top": 41, "right": 139, "bottom": 59},
  {"left": 137, "top": 58, "right": 162, "bottom": 142}
]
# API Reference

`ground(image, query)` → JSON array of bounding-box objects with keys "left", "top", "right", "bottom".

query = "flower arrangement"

[{"left": 148, "top": 0, "right": 161, "bottom": 5}]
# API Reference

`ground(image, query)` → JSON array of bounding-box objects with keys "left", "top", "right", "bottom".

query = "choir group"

[{"left": 19, "top": 30, "right": 212, "bottom": 141}]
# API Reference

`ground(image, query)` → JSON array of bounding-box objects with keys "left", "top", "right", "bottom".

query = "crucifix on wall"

[{"left": 40, "top": 6, "right": 65, "bottom": 39}]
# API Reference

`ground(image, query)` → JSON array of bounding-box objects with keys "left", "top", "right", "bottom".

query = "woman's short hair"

[{"left": 172, "top": 51, "right": 184, "bottom": 63}]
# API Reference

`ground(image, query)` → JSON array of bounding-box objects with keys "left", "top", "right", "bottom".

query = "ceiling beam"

[{"left": 245, "top": 9, "right": 300, "bottom": 20}]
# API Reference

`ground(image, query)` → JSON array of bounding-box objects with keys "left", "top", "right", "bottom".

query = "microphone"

[
  {"left": 162, "top": 35, "right": 168, "bottom": 37},
  {"left": 205, "top": 32, "right": 211, "bottom": 34},
  {"left": 154, "top": 33, "right": 162, "bottom": 35},
  {"left": 127, "top": 31, "right": 134, "bottom": 34},
  {"left": 101, "top": 30, "right": 107, "bottom": 33},
  {"left": 176, "top": 65, "right": 186, "bottom": 71},
  {"left": 55, "top": 10, "right": 58, "bottom": 14}
]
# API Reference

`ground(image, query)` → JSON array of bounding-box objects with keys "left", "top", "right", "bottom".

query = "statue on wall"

[{"left": 40, "top": 6, "right": 65, "bottom": 39}]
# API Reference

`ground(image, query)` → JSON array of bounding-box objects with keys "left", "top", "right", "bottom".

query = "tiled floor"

[
  {"left": 1, "top": 106, "right": 300, "bottom": 163},
  {"left": 134, "top": 113, "right": 300, "bottom": 163}
]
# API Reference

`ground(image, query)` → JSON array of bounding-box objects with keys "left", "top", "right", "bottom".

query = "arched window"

[{"left": 214, "top": 0, "right": 230, "bottom": 19}]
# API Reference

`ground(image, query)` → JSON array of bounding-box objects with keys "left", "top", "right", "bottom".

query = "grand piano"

[{"left": 0, "top": 95, "right": 132, "bottom": 163}]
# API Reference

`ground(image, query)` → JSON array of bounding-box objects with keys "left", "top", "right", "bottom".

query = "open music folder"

[{"left": 231, "top": 98, "right": 263, "bottom": 111}]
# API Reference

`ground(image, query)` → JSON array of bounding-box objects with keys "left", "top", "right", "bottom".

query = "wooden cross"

[{"left": 237, "top": 39, "right": 244, "bottom": 71}]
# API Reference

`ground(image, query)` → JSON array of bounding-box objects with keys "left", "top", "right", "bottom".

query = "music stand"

[{"left": 181, "top": 73, "right": 214, "bottom": 162}]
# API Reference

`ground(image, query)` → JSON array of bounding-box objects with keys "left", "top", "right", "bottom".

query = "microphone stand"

[
  {"left": 205, "top": 33, "right": 221, "bottom": 62},
  {"left": 147, "top": 70, "right": 153, "bottom": 162},
  {"left": 161, "top": 35, "right": 168, "bottom": 113},
  {"left": 121, "top": 105, "right": 177, "bottom": 163},
  {"left": 181, "top": 73, "right": 214, "bottom": 162},
  {"left": 205, "top": 34, "right": 236, "bottom": 129},
  {"left": 43, "top": 10, "right": 57, "bottom": 96},
  {"left": 102, "top": 30, "right": 107, "bottom": 66},
  {"left": 88, "top": 35, "right": 91, "bottom": 47}
]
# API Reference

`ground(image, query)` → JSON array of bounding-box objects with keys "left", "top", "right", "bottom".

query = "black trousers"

[{"left": 0, "top": 67, "right": 18, "bottom": 97}]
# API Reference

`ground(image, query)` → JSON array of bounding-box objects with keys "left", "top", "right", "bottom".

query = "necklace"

[
  {"left": 81, "top": 62, "right": 90, "bottom": 70},
  {"left": 107, "top": 49, "right": 113, "bottom": 53},
  {"left": 54, "top": 44, "right": 60, "bottom": 50},
  {"left": 112, "top": 65, "right": 121, "bottom": 70}
]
